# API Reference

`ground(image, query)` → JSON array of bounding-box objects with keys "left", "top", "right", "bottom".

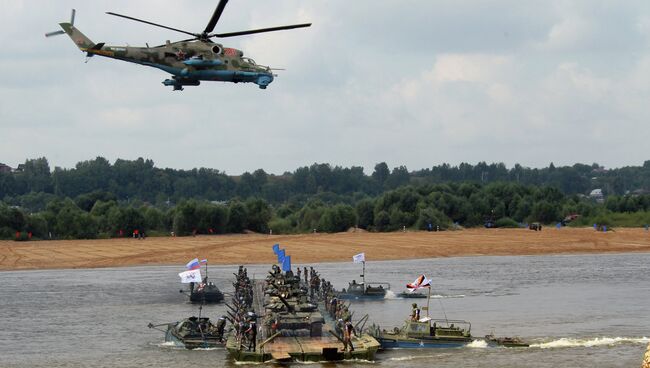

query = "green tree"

[
  {"left": 245, "top": 198, "right": 272, "bottom": 233},
  {"left": 318, "top": 204, "right": 357, "bottom": 233},
  {"left": 227, "top": 200, "right": 248, "bottom": 233},
  {"left": 355, "top": 198, "right": 375, "bottom": 229}
]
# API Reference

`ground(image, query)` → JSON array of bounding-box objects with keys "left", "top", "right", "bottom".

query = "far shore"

[{"left": 1, "top": 227, "right": 649, "bottom": 271}]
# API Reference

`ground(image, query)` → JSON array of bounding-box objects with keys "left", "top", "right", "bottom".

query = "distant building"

[
  {"left": 0, "top": 163, "right": 11, "bottom": 173},
  {"left": 589, "top": 188, "right": 604, "bottom": 203},
  {"left": 631, "top": 188, "right": 650, "bottom": 196}
]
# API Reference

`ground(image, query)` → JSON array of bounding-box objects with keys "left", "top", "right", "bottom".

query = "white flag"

[
  {"left": 353, "top": 252, "right": 365, "bottom": 263},
  {"left": 179, "top": 269, "right": 202, "bottom": 283}
]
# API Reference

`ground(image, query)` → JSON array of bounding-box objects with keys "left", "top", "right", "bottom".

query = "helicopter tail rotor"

[{"left": 46, "top": 9, "right": 75, "bottom": 38}]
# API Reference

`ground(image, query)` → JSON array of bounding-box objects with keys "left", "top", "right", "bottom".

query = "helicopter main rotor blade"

[
  {"left": 210, "top": 23, "right": 311, "bottom": 38},
  {"left": 45, "top": 30, "right": 65, "bottom": 37},
  {"left": 203, "top": 0, "right": 229, "bottom": 35},
  {"left": 106, "top": 12, "right": 198, "bottom": 38}
]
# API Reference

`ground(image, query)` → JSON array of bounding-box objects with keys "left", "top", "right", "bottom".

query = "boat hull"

[
  {"left": 165, "top": 326, "right": 223, "bottom": 349},
  {"left": 378, "top": 336, "right": 470, "bottom": 349},
  {"left": 189, "top": 286, "right": 224, "bottom": 303},
  {"left": 337, "top": 293, "right": 385, "bottom": 300}
]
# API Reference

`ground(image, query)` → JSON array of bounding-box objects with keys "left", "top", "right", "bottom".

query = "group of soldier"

[
  {"left": 227, "top": 263, "right": 363, "bottom": 354},
  {"left": 229, "top": 265, "right": 259, "bottom": 351},
  {"left": 321, "top": 280, "right": 357, "bottom": 352}
]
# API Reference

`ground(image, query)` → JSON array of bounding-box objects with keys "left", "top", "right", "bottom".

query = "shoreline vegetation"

[{"left": 1, "top": 227, "right": 649, "bottom": 271}]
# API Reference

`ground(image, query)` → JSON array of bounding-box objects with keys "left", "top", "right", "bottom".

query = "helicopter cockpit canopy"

[{"left": 242, "top": 57, "right": 256, "bottom": 65}]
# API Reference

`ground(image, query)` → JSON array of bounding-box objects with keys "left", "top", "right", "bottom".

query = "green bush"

[
  {"left": 268, "top": 217, "right": 295, "bottom": 234},
  {"left": 495, "top": 217, "right": 520, "bottom": 228}
]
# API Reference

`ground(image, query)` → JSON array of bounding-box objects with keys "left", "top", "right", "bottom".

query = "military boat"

[
  {"left": 180, "top": 261, "right": 224, "bottom": 304},
  {"left": 337, "top": 259, "right": 390, "bottom": 300},
  {"left": 396, "top": 291, "right": 428, "bottom": 299},
  {"left": 484, "top": 333, "right": 529, "bottom": 347},
  {"left": 185, "top": 279, "right": 224, "bottom": 303},
  {"left": 370, "top": 317, "right": 473, "bottom": 349},
  {"left": 226, "top": 265, "right": 380, "bottom": 363},
  {"left": 338, "top": 280, "right": 390, "bottom": 300},
  {"left": 148, "top": 315, "right": 228, "bottom": 349}
]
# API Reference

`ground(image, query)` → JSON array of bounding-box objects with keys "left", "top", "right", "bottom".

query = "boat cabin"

[{"left": 403, "top": 318, "right": 471, "bottom": 339}]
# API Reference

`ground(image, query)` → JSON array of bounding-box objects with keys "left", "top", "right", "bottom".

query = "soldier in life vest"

[{"left": 343, "top": 319, "right": 356, "bottom": 352}]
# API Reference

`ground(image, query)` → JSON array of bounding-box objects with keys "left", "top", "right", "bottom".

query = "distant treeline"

[{"left": 0, "top": 157, "right": 649, "bottom": 240}]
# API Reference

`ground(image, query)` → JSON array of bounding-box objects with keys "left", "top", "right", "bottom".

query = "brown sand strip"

[{"left": 0, "top": 228, "right": 649, "bottom": 271}]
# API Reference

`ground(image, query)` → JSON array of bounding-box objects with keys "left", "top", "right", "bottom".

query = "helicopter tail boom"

[{"left": 58, "top": 22, "right": 95, "bottom": 51}]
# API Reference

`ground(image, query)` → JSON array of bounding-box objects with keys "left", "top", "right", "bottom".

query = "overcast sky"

[{"left": 1, "top": 0, "right": 649, "bottom": 174}]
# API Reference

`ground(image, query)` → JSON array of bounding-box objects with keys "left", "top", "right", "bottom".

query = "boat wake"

[
  {"left": 531, "top": 336, "right": 650, "bottom": 349},
  {"left": 387, "top": 354, "right": 439, "bottom": 361},
  {"left": 384, "top": 290, "right": 465, "bottom": 300},
  {"left": 155, "top": 341, "right": 184, "bottom": 349},
  {"left": 467, "top": 339, "right": 488, "bottom": 348},
  {"left": 430, "top": 294, "right": 465, "bottom": 299},
  {"left": 385, "top": 290, "right": 398, "bottom": 299}
]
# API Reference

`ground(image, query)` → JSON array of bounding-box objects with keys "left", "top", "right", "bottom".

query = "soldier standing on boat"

[
  {"left": 343, "top": 319, "right": 356, "bottom": 352},
  {"left": 411, "top": 303, "right": 420, "bottom": 321},
  {"left": 330, "top": 296, "right": 338, "bottom": 317},
  {"left": 246, "top": 319, "right": 257, "bottom": 351},
  {"left": 216, "top": 316, "right": 227, "bottom": 342}
]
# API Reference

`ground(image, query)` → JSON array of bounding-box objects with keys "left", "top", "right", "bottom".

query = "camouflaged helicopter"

[{"left": 46, "top": 1, "right": 311, "bottom": 90}]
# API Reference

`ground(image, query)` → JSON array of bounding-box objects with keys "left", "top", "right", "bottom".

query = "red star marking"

[{"left": 175, "top": 50, "right": 187, "bottom": 60}]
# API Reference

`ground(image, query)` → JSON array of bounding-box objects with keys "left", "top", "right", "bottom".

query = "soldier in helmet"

[
  {"left": 245, "top": 318, "right": 257, "bottom": 351},
  {"left": 216, "top": 316, "right": 227, "bottom": 342},
  {"left": 411, "top": 303, "right": 420, "bottom": 321}
]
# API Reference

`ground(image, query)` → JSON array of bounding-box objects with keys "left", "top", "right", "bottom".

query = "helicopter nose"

[{"left": 256, "top": 74, "right": 273, "bottom": 89}]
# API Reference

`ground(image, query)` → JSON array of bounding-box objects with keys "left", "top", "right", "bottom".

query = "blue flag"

[
  {"left": 272, "top": 243, "right": 280, "bottom": 254},
  {"left": 282, "top": 255, "right": 291, "bottom": 272},
  {"left": 277, "top": 248, "right": 286, "bottom": 263}
]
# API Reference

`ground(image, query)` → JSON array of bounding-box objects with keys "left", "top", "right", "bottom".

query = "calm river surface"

[{"left": 1, "top": 253, "right": 649, "bottom": 367}]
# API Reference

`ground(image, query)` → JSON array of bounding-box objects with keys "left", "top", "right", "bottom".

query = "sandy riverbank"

[{"left": 1, "top": 227, "right": 649, "bottom": 271}]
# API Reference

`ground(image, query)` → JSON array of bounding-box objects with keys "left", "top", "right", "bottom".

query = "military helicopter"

[{"left": 46, "top": 1, "right": 311, "bottom": 91}]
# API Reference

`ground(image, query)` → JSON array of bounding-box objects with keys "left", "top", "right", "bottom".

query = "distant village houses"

[{"left": 589, "top": 188, "right": 605, "bottom": 203}]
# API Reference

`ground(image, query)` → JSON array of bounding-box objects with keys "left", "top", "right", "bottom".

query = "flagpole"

[{"left": 426, "top": 286, "right": 431, "bottom": 317}]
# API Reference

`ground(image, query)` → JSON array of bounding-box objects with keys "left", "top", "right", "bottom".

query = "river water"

[{"left": 1, "top": 253, "right": 648, "bottom": 367}]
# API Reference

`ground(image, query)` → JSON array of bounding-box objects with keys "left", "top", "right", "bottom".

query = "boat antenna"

[{"left": 437, "top": 297, "right": 449, "bottom": 324}]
